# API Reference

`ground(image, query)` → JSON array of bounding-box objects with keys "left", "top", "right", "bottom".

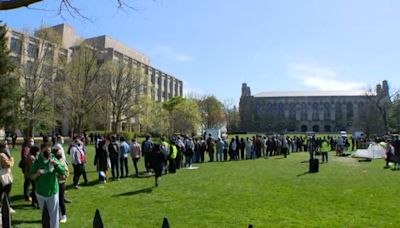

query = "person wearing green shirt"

[
  {"left": 320, "top": 139, "right": 330, "bottom": 163},
  {"left": 30, "top": 143, "right": 65, "bottom": 228}
]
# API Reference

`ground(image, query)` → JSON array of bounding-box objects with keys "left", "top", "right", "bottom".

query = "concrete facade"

[{"left": 4, "top": 23, "right": 183, "bottom": 135}]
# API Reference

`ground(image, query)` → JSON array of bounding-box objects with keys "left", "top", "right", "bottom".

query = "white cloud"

[
  {"left": 290, "top": 63, "right": 364, "bottom": 90},
  {"left": 152, "top": 45, "right": 193, "bottom": 62}
]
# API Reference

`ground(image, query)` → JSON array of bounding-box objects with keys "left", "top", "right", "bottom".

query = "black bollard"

[
  {"left": 93, "top": 209, "right": 104, "bottom": 228},
  {"left": 161, "top": 216, "right": 170, "bottom": 228},
  {"left": 248, "top": 224, "right": 253, "bottom": 228},
  {"left": 1, "top": 194, "right": 11, "bottom": 228},
  {"left": 42, "top": 203, "right": 50, "bottom": 228}
]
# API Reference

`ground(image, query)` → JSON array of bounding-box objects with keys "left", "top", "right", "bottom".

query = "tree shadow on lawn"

[{"left": 113, "top": 186, "right": 155, "bottom": 197}]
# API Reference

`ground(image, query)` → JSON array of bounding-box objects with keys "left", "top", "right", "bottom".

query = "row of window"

[{"left": 256, "top": 102, "right": 356, "bottom": 121}]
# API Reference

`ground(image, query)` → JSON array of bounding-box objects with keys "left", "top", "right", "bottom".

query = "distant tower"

[
  {"left": 382, "top": 80, "right": 389, "bottom": 96},
  {"left": 241, "top": 83, "right": 251, "bottom": 98},
  {"left": 375, "top": 84, "right": 382, "bottom": 95},
  {"left": 377, "top": 80, "right": 390, "bottom": 102}
]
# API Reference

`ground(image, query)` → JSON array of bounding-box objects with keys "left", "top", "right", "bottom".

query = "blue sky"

[{"left": 2, "top": 0, "right": 400, "bottom": 104}]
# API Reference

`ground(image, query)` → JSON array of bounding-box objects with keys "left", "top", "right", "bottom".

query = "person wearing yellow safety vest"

[
  {"left": 161, "top": 139, "right": 178, "bottom": 173},
  {"left": 320, "top": 138, "right": 330, "bottom": 163}
]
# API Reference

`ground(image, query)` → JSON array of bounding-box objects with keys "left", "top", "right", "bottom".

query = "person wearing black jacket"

[
  {"left": 94, "top": 136, "right": 108, "bottom": 183},
  {"left": 150, "top": 144, "right": 166, "bottom": 187},
  {"left": 108, "top": 136, "right": 120, "bottom": 180}
]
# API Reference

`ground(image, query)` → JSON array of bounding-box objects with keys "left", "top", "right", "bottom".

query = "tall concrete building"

[
  {"left": 239, "top": 81, "right": 389, "bottom": 133},
  {"left": 4, "top": 23, "right": 183, "bottom": 134}
]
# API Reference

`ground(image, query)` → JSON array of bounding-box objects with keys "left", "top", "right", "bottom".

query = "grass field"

[{"left": 7, "top": 143, "right": 400, "bottom": 227}]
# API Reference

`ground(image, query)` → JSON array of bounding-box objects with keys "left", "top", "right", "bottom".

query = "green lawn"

[{"left": 8, "top": 144, "right": 400, "bottom": 227}]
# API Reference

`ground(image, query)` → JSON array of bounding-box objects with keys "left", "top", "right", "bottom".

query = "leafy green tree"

[
  {"left": 0, "top": 23, "right": 21, "bottom": 131},
  {"left": 102, "top": 62, "right": 148, "bottom": 134},
  {"left": 139, "top": 98, "right": 169, "bottom": 135},
  {"left": 389, "top": 94, "right": 400, "bottom": 132},
  {"left": 63, "top": 43, "right": 105, "bottom": 135},
  {"left": 199, "top": 95, "right": 225, "bottom": 129},
  {"left": 17, "top": 28, "right": 62, "bottom": 137},
  {"left": 163, "top": 96, "right": 201, "bottom": 135}
]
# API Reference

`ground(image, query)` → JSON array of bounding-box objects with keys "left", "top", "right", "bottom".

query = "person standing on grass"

[
  {"left": 142, "top": 135, "right": 153, "bottom": 173},
  {"left": 228, "top": 138, "right": 236, "bottom": 160},
  {"left": 320, "top": 139, "right": 330, "bottom": 163},
  {"left": 239, "top": 138, "right": 246, "bottom": 160},
  {"left": 11, "top": 132, "right": 17, "bottom": 149},
  {"left": 70, "top": 138, "right": 88, "bottom": 188},
  {"left": 24, "top": 145, "right": 39, "bottom": 208},
  {"left": 206, "top": 134, "right": 215, "bottom": 162},
  {"left": 95, "top": 136, "right": 109, "bottom": 183},
  {"left": 168, "top": 141, "right": 178, "bottom": 173},
  {"left": 108, "top": 136, "right": 120, "bottom": 180},
  {"left": 130, "top": 138, "right": 142, "bottom": 177},
  {"left": 184, "top": 137, "right": 195, "bottom": 167},
  {"left": 223, "top": 137, "right": 229, "bottom": 161},
  {"left": 245, "top": 137, "right": 252, "bottom": 159},
  {"left": 199, "top": 137, "right": 206, "bottom": 163},
  {"left": 216, "top": 137, "right": 224, "bottom": 162},
  {"left": 193, "top": 138, "right": 200, "bottom": 163},
  {"left": 282, "top": 136, "right": 289, "bottom": 158},
  {"left": 119, "top": 137, "right": 130, "bottom": 178},
  {"left": 21, "top": 137, "right": 33, "bottom": 202},
  {"left": 0, "top": 142, "right": 16, "bottom": 213},
  {"left": 51, "top": 147, "right": 69, "bottom": 223},
  {"left": 30, "top": 143, "right": 65, "bottom": 228},
  {"left": 150, "top": 144, "right": 166, "bottom": 187}
]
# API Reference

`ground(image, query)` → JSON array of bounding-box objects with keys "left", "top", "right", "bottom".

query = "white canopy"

[{"left": 352, "top": 143, "right": 387, "bottom": 159}]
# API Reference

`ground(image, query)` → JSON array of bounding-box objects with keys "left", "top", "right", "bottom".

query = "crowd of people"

[{"left": 1, "top": 132, "right": 399, "bottom": 228}]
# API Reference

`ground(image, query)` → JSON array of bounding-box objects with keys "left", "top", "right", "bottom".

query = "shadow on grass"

[
  {"left": 136, "top": 171, "right": 154, "bottom": 178},
  {"left": 12, "top": 219, "right": 42, "bottom": 225},
  {"left": 358, "top": 159, "right": 372, "bottom": 162},
  {"left": 275, "top": 157, "right": 287, "bottom": 159},
  {"left": 10, "top": 194, "right": 25, "bottom": 201},
  {"left": 9, "top": 204, "right": 37, "bottom": 210},
  {"left": 113, "top": 186, "right": 155, "bottom": 197},
  {"left": 296, "top": 171, "right": 318, "bottom": 177},
  {"left": 66, "top": 179, "right": 99, "bottom": 190}
]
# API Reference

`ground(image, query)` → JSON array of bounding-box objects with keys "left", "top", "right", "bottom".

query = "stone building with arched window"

[{"left": 239, "top": 81, "right": 389, "bottom": 133}]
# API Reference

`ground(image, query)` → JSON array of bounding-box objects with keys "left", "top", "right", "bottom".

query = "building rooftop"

[{"left": 253, "top": 90, "right": 366, "bottom": 98}]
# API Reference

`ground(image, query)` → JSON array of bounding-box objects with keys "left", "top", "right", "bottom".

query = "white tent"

[{"left": 352, "top": 143, "right": 387, "bottom": 159}]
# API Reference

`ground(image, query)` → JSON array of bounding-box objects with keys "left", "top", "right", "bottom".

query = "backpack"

[{"left": 143, "top": 140, "right": 153, "bottom": 154}]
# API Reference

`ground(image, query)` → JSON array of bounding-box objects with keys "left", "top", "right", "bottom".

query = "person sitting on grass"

[{"left": 30, "top": 143, "right": 65, "bottom": 228}]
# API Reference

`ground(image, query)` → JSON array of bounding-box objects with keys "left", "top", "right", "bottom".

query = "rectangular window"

[
  {"left": 27, "top": 43, "right": 38, "bottom": 58},
  {"left": 10, "top": 37, "right": 22, "bottom": 55},
  {"left": 25, "top": 61, "right": 34, "bottom": 75}
]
